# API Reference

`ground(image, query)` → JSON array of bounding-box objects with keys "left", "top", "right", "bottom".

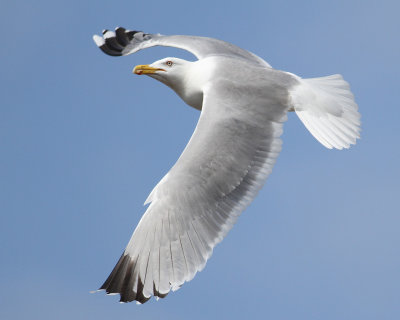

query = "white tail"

[{"left": 289, "top": 74, "right": 361, "bottom": 149}]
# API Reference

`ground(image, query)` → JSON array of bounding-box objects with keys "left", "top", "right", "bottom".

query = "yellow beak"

[{"left": 133, "top": 65, "right": 166, "bottom": 75}]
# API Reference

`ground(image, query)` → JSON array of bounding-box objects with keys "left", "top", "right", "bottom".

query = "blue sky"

[{"left": 1, "top": 0, "right": 399, "bottom": 319}]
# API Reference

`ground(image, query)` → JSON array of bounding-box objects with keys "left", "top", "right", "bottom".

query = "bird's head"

[{"left": 133, "top": 57, "right": 190, "bottom": 88}]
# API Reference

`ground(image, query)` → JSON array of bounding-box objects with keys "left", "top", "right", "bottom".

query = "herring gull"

[{"left": 92, "top": 27, "right": 361, "bottom": 303}]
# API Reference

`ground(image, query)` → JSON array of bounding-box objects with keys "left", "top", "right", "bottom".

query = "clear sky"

[{"left": 1, "top": 0, "right": 399, "bottom": 319}]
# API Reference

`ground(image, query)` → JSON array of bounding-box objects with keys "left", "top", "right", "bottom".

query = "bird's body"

[
  {"left": 148, "top": 56, "right": 296, "bottom": 111},
  {"left": 93, "top": 28, "right": 360, "bottom": 303}
]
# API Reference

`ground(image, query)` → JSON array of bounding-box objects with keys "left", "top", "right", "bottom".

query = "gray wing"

[
  {"left": 93, "top": 27, "right": 271, "bottom": 68},
  {"left": 99, "top": 77, "right": 290, "bottom": 303}
]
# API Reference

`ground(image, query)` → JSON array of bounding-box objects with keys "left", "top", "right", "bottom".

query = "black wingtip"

[
  {"left": 99, "top": 253, "right": 127, "bottom": 290},
  {"left": 100, "top": 253, "right": 166, "bottom": 304},
  {"left": 133, "top": 276, "right": 151, "bottom": 304},
  {"left": 94, "top": 27, "right": 145, "bottom": 57},
  {"left": 98, "top": 44, "right": 123, "bottom": 57},
  {"left": 153, "top": 282, "right": 169, "bottom": 299},
  {"left": 115, "top": 27, "right": 129, "bottom": 46}
]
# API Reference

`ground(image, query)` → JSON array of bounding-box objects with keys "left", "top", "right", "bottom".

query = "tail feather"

[{"left": 290, "top": 74, "right": 361, "bottom": 149}]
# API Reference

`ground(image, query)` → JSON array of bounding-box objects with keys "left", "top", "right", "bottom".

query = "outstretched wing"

[
  {"left": 93, "top": 27, "right": 271, "bottom": 68},
  {"left": 99, "top": 75, "right": 290, "bottom": 303}
]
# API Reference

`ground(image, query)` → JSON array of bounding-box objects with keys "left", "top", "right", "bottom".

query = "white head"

[
  {"left": 133, "top": 57, "right": 191, "bottom": 89},
  {"left": 133, "top": 57, "right": 205, "bottom": 110}
]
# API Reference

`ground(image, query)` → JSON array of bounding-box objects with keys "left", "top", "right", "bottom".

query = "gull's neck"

[{"left": 170, "top": 59, "right": 213, "bottom": 111}]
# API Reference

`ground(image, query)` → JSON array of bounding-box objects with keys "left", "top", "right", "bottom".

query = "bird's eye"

[{"left": 166, "top": 60, "right": 173, "bottom": 67}]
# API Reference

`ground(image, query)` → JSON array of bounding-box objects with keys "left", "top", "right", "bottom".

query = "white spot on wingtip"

[
  {"left": 93, "top": 35, "right": 105, "bottom": 47},
  {"left": 104, "top": 31, "right": 116, "bottom": 39}
]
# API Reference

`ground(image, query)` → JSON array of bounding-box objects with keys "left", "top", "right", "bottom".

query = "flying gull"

[{"left": 92, "top": 27, "right": 361, "bottom": 304}]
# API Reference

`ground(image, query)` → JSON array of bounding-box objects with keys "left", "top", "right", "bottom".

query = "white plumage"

[
  {"left": 92, "top": 28, "right": 361, "bottom": 303},
  {"left": 290, "top": 74, "right": 360, "bottom": 149}
]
